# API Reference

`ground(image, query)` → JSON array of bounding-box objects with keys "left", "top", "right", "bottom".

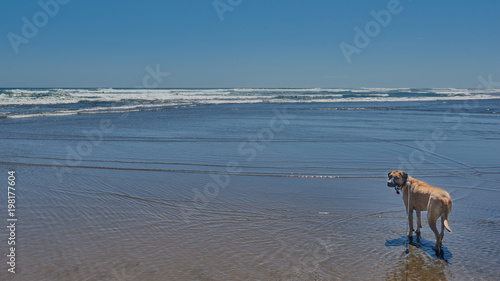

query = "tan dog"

[{"left": 387, "top": 171, "right": 452, "bottom": 251}]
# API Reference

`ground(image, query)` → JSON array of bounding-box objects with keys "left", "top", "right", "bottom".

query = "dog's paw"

[{"left": 433, "top": 247, "right": 444, "bottom": 258}]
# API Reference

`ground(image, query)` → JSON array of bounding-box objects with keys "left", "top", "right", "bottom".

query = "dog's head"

[{"left": 387, "top": 170, "right": 408, "bottom": 188}]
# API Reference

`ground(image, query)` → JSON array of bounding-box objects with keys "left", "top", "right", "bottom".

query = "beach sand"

[{"left": 1, "top": 101, "right": 499, "bottom": 280}]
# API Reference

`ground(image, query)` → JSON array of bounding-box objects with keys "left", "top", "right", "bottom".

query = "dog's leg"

[
  {"left": 427, "top": 201, "right": 441, "bottom": 251},
  {"left": 416, "top": 210, "right": 422, "bottom": 236}
]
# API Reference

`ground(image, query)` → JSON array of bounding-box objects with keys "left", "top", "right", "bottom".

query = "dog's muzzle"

[
  {"left": 387, "top": 179, "right": 395, "bottom": 187},
  {"left": 387, "top": 179, "right": 400, "bottom": 194}
]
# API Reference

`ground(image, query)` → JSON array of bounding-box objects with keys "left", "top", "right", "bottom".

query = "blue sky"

[{"left": 1, "top": 0, "right": 499, "bottom": 88}]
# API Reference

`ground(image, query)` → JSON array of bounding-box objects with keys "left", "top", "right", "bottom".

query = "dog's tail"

[{"left": 443, "top": 199, "right": 452, "bottom": 233}]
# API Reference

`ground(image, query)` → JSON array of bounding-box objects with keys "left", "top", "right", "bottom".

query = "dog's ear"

[
  {"left": 401, "top": 171, "right": 408, "bottom": 182},
  {"left": 388, "top": 171, "right": 392, "bottom": 178}
]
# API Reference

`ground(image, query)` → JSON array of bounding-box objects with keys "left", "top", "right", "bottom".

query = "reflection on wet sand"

[{"left": 384, "top": 246, "right": 450, "bottom": 281}]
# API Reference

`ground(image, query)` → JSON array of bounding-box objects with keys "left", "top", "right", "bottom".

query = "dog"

[{"left": 387, "top": 170, "right": 452, "bottom": 251}]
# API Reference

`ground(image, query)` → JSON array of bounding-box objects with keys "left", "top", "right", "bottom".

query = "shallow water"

[{"left": 0, "top": 100, "right": 499, "bottom": 280}]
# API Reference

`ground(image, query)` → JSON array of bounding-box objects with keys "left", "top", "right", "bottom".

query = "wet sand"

[{"left": 0, "top": 101, "right": 499, "bottom": 280}]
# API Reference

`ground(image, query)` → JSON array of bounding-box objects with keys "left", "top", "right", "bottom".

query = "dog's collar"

[{"left": 394, "top": 180, "right": 412, "bottom": 194}]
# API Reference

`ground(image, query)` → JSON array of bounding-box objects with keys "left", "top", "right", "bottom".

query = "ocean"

[
  {"left": 1, "top": 87, "right": 500, "bottom": 118},
  {"left": 0, "top": 88, "right": 499, "bottom": 280}
]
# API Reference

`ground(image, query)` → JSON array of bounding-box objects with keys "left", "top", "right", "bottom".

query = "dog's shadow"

[{"left": 385, "top": 235, "right": 453, "bottom": 261}]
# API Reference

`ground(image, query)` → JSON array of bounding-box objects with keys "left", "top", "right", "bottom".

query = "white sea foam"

[{"left": 1, "top": 88, "right": 500, "bottom": 118}]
